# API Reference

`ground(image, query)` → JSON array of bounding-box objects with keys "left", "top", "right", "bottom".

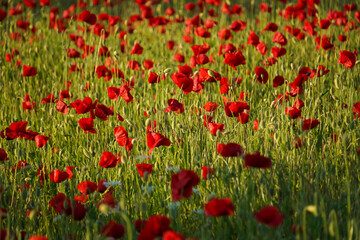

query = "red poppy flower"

[
  {"left": 217, "top": 142, "right": 243, "bottom": 157},
  {"left": 317, "top": 65, "right": 330, "bottom": 77},
  {"left": 218, "top": 28, "right": 232, "bottom": 40},
  {"left": 100, "top": 220, "right": 125, "bottom": 239},
  {"left": 0, "top": 9, "right": 7, "bottom": 22},
  {"left": 66, "top": 166, "right": 75, "bottom": 179},
  {"left": 78, "top": 118, "right": 97, "bottom": 134},
  {"left": 293, "top": 98, "right": 304, "bottom": 109},
  {"left": 203, "top": 102, "right": 218, "bottom": 112},
  {"left": 29, "top": 236, "right": 48, "bottom": 240},
  {"left": 77, "top": 181, "right": 98, "bottom": 195},
  {"left": 223, "top": 51, "right": 246, "bottom": 70},
  {"left": 353, "top": 102, "right": 360, "bottom": 118},
  {"left": 319, "top": 19, "right": 331, "bottom": 29},
  {"left": 254, "top": 206, "right": 284, "bottom": 227},
  {"left": 0, "top": 148, "right": 8, "bottom": 161},
  {"left": 96, "top": 65, "right": 112, "bottom": 81},
  {"left": 247, "top": 31, "right": 259, "bottom": 46},
  {"left": 162, "top": 230, "right": 184, "bottom": 240},
  {"left": 271, "top": 47, "right": 286, "bottom": 58},
  {"left": 134, "top": 219, "right": 147, "bottom": 233},
  {"left": 79, "top": 10, "right": 97, "bottom": 25},
  {"left": 273, "top": 32, "right": 287, "bottom": 46},
  {"left": 70, "top": 200, "right": 87, "bottom": 221},
  {"left": 285, "top": 107, "right": 301, "bottom": 119},
  {"left": 56, "top": 100, "right": 68, "bottom": 114},
  {"left": 205, "top": 198, "right": 235, "bottom": 216},
  {"left": 95, "top": 104, "right": 113, "bottom": 121},
  {"left": 23, "top": 65, "right": 37, "bottom": 77},
  {"left": 147, "top": 133, "right": 170, "bottom": 154},
  {"left": 171, "top": 72, "right": 193, "bottom": 95},
  {"left": 171, "top": 169, "right": 200, "bottom": 201},
  {"left": 302, "top": 119, "right": 320, "bottom": 130},
  {"left": 50, "top": 169, "right": 69, "bottom": 183},
  {"left": 1, "top": 121, "right": 28, "bottom": 140},
  {"left": 131, "top": 42, "right": 143, "bottom": 55},
  {"left": 255, "top": 66, "right": 268, "bottom": 84},
  {"left": 208, "top": 122, "right": 224, "bottom": 136},
  {"left": 39, "top": 0, "right": 51, "bottom": 6},
  {"left": 143, "top": 59, "right": 154, "bottom": 70},
  {"left": 201, "top": 166, "right": 215, "bottom": 180},
  {"left": 244, "top": 152, "right": 271, "bottom": 169},
  {"left": 41, "top": 93, "right": 55, "bottom": 104},
  {"left": 273, "top": 75, "right": 284, "bottom": 87},
  {"left": 136, "top": 163, "right": 153, "bottom": 177},
  {"left": 164, "top": 99, "right": 184, "bottom": 113},
  {"left": 67, "top": 48, "right": 80, "bottom": 58},
  {"left": 229, "top": 20, "right": 247, "bottom": 32},
  {"left": 173, "top": 53, "right": 185, "bottom": 63},
  {"left": 138, "top": 215, "right": 171, "bottom": 240},
  {"left": 255, "top": 41, "right": 267, "bottom": 56},
  {"left": 35, "top": 135, "right": 50, "bottom": 148},
  {"left": 338, "top": 50, "right": 356, "bottom": 69},
  {"left": 114, "top": 126, "right": 132, "bottom": 150},
  {"left": 198, "top": 68, "right": 221, "bottom": 82},
  {"left": 148, "top": 72, "right": 160, "bottom": 84},
  {"left": 99, "top": 151, "right": 118, "bottom": 168},
  {"left": 262, "top": 22, "right": 278, "bottom": 33},
  {"left": 23, "top": 94, "right": 35, "bottom": 111},
  {"left": 224, "top": 100, "right": 250, "bottom": 117}
]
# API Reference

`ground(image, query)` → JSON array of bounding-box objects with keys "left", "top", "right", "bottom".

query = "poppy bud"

[
  {"left": 131, "top": 138, "right": 136, "bottom": 144},
  {"left": 125, "top": 119, "right": 133, "bottom": 126},
  {"left": 118, "top": 200, "right": 125, "bottom": 210},
  {"left": 290, "top": 63, "right": 294, "bottom": 70},
  {"left": 207, "top": 70, "right": 215, "bottom": 78},
  {"left": 29, "top": 209, "right": 37, "bottom": 220},
  {"left": 25, "top": 177, "right": 31, "bottom": 182},
  {"left": 99, "top": 204, "right": 110, "bottom": 214},
  {"left": 145, "top": 118, "right": 151, "bottom": 126},
  {"left": 164, "top": 68, "right": 172, "bottom": 73}
]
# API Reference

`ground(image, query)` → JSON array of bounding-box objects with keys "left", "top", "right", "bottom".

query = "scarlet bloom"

[
  {"left": 0, "top": 148, "right": 8, "bottom": 161},
  {"left": 171, "top": 169, "right": 200, "bottom": 201},
  {"left": 136, "top": 163, "right": 153, "bottom": 177},
  {"left": 353, "top": 102, "right": 360, "bottom": 118},
  {"left": 138, "top": 215, "right": 171, "bottom": 240},
  {"left": 273, "top": 75, "right": 284, "bottom": 87},
  {"left": 262, "top": 22, "right": 278, "bottom": 33},
  {"left": 218, "top": 28, "right": 232, "bottom": 40},
  {"left": 302, "top": 119, "right": 320, "bottom": 130},
  {"left": 78, "top": 118, "right": 97, "bottom": 134},
  {"left": 99, "top": 151, "right": 118, "bottom": 168},
  {"left": 271, "top": 47, "right": 286, "bottom": 58},
  {"left": 23, "top": 94, "right": 35, "bottom": 111},
  {"left": 207, "top": 122, "right": 224, "bottom": 136},
  {"left": 247, "top": 31, "right": 259, "bottom": 46},
  {"left": 77, "top": 181, "right": 98, "bottom": 195},
  {"left": 273, "top": 32, "right": 287, "bottom": 46},
  {"left": 79, "top": 10, "right": 97, "bottom": 25},
  {"left": 148, "top": 72, "right": 160, "bottom": 84},
  {"left": 201, "top": 166, "right": 215, "bottom": 180},
  {"left": 147, "top": 132, "right": 170, "bottom": 154},
  {"left": 244, "top": 152, "right": 271, "bottom": 169},
  {"left": 224, "top": 100, "right": 250, "bottom": 117},
  {"left": 29, "top": 236, "right": 48, "bottom": 240},
  {"left": 96, "top": 65, "right": 112, "bottom": 81},
  {"left": 338, "top": 50, "right": 356, "bottom": 69},
  {"left": 285, "top": 107, "right": 301, "bottom": 119},
  {"left": 23, "top": 65, "right": 37, "bottom": 77},
  {"left": 131, "top": 43, "right": 143, "bottom": 55},
  {"left": 100, "top": 220, "right": 125, "bottom": 239},
  {"left": 255, "top": 66, "right": 268, "bottom": 84},
  {"left": 205, "top": 198, "right": 235, "bottom": 216},
  {"left": 217, "top": 143, "right": 243, "bottom": 157},
  {"left": 203, "top": 102, "right": 218, "bottom": 112},
  {"left": 254, "top": 206, "right": 284, "bottom": 227},
  {"left": 173, "top": 53, "right": 185, "bottom": 63},
  {"left": 0, "top": 9, "right": 7, "bottom": 22},
  {"left": 171, "top": 72, "right": 193, "bottom": 95},
  {"left": 163, "top": 230, "right": 185, "bottom": 240},
  {"left": 50, "top": 169, "right": 69, "bottom": 183},
  {"left": 223, "top": 51, "right": 246, "bottom": 70},
  {"left": 56, "top": 100, "right": 68, "bottom": 114},
  {"left": 35, "top": 135, "right": 50, "bottom": 148},
  {"left": 164, "top": 99, "right": 184, "bottom": 113},
  {"left": 229, "top": 20, "right": 247, "bottom": 32}
]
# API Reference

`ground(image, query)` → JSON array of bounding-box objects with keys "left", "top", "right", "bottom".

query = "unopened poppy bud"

[
  {"left": 193, "top": 70, "right": 199, "bottom": 77},
  {"left": 164, "top": 68, "right": 172, "bottom": 73},
  {"left": 145, "top": 118, "right": 151, "bottom": 127},
  {"left": 99, "top": 204, "right": 110, "bottom": 214},
  {"left": 29, "top": 209, "right": 37, "bottom": 220},
  {"left": 25, "top": 177, "right": 31, "bottom": 182},
  {"left": 129, "top": 76, "right": 135, "bottom": 82},
  {"left": 177, "top": 123, "right": 183, "bottom": 129},
  {"left": 304, "top": 205, "right": 318, "bottom": 217},
  {"left": 290, "top": 63, "right": 294, "bottom": 70},
  {"left": 132, "top": 138, "right": 136, "bottom": 144},
  {"left": 83, "top": 149, "right": 90, "bottom": 158},
  {"left": 118, "top": 200, "right": 125, "bottom": 210}
]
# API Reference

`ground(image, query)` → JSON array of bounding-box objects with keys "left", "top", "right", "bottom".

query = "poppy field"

[{"left": 1, "top": 0, "right": 360, "bottom": 239}]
